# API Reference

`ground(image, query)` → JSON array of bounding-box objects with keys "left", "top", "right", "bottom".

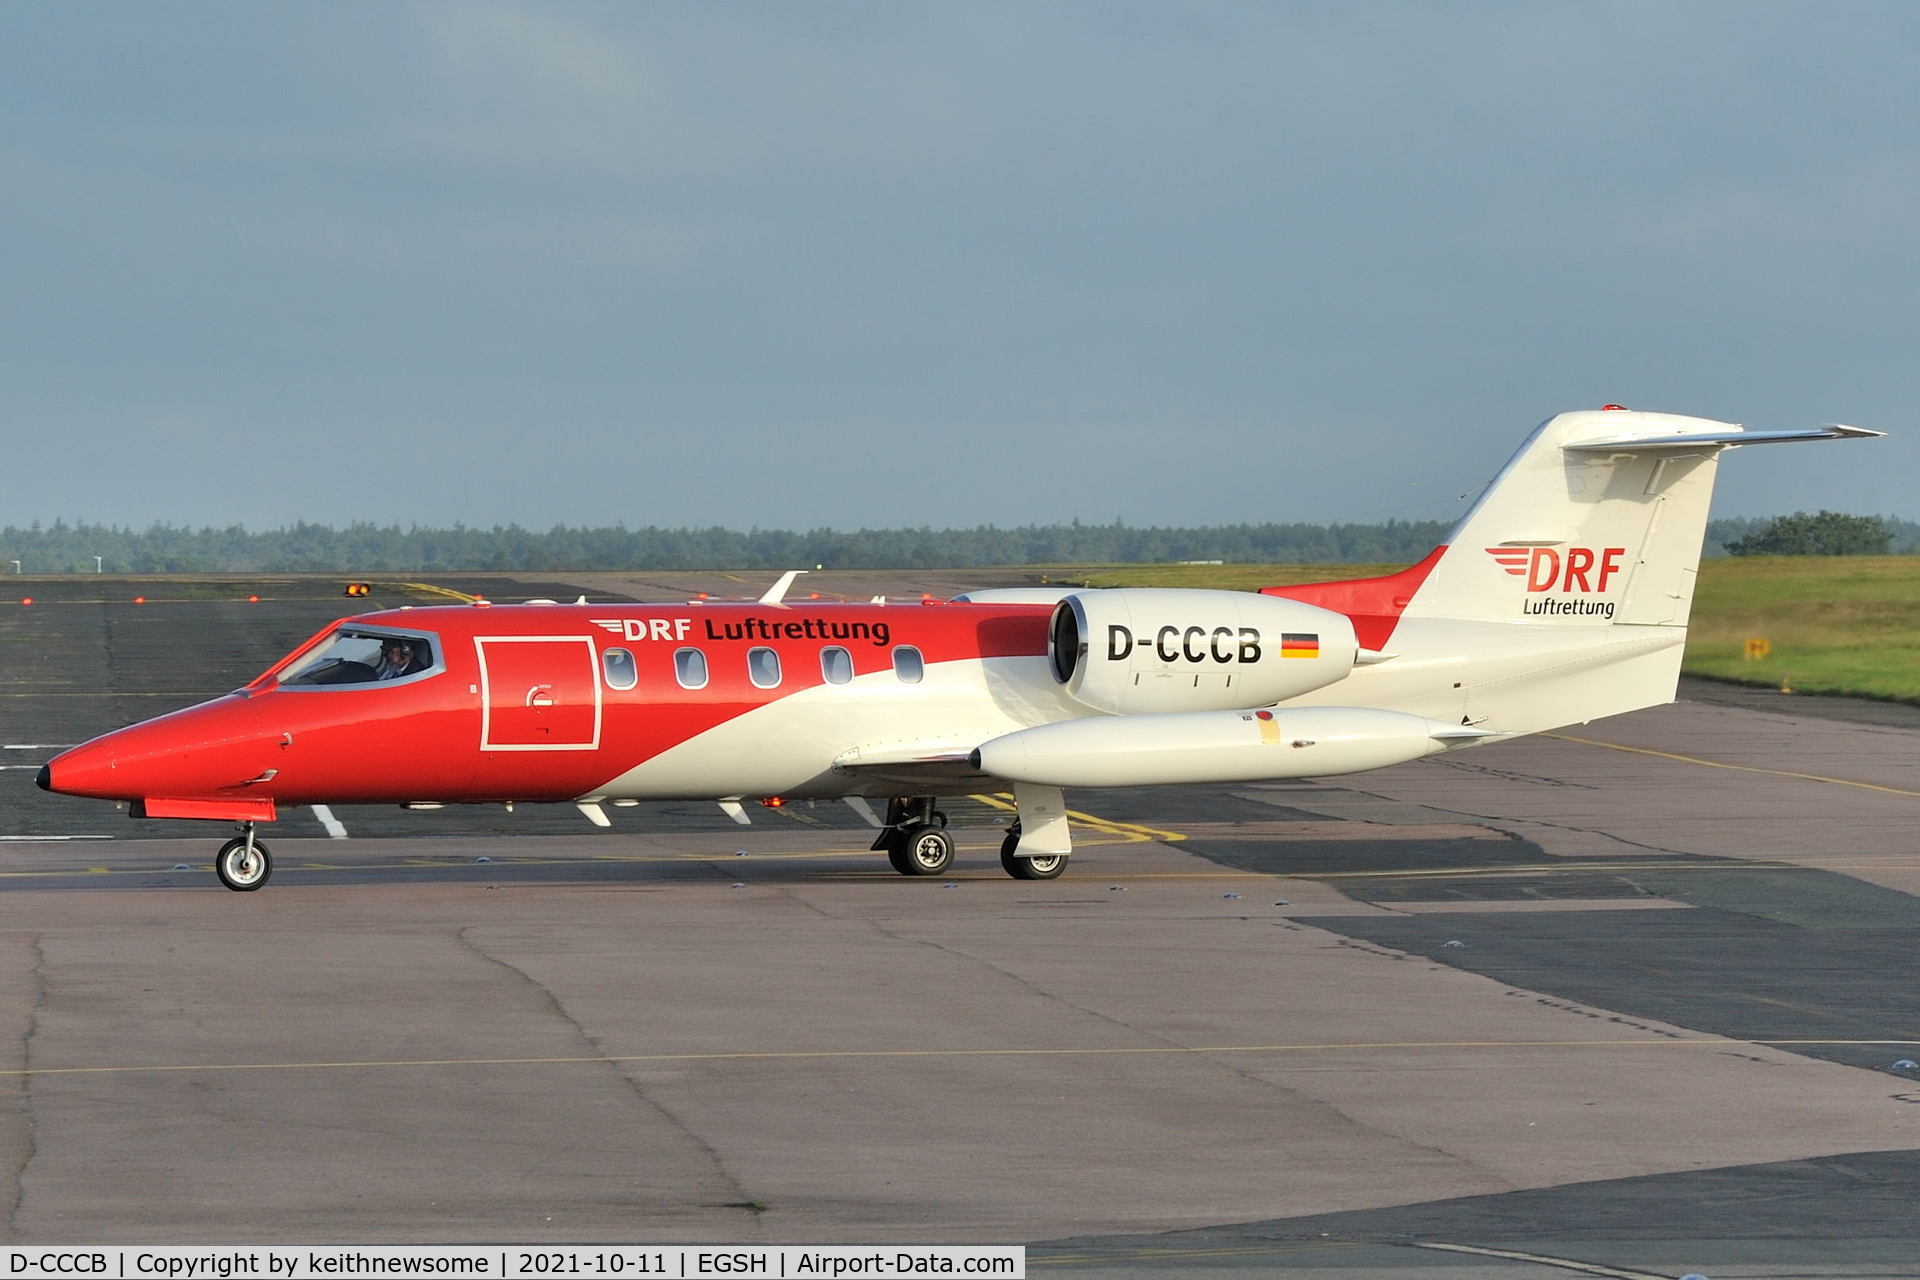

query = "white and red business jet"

[{"left": 40, "top": 408, "right": 1879, "bottom": 890}]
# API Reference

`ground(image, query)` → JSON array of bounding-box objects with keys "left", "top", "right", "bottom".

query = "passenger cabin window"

[
  {"left": 892, "top": 646, "right": 924, "bottom": 684},
  {"left": 674, "top": 647, "right": 709, "bottom": 690},
  {"left": 278, "top": 629, "right": 438, "bottom": 686},
  {"left": 820, "top": 646, "right": 853, "bottom": 685},
  {"left": 748, "top": 646, "right": 781, "bottom": 689},
  {"left": 602, "top": 648, "right": 637, "bottom": 691}
]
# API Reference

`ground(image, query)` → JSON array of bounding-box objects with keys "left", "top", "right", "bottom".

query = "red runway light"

[
  {"left": 133, "top": 596, "right": 146, "bottom": 605},
  {"left": 248, "top": 595, "right": 260, "bottom": 603},
  {"left": 19, "top": 598, "right": 30, "bottom": 607}
]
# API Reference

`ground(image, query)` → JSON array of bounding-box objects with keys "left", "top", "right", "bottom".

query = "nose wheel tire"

[
  {"left": 215, "top": 837, "right": 272, "bottom": 892},
  {"left": 1000, "top": 828, "right": 1067, "bottom": 880},
  {"left": 887, "top": 824, "right": 954, "bottom": 876}
]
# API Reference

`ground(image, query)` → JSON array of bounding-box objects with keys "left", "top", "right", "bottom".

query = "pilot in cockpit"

[{"left": 373, "top": 639, "right": 424, "bottom": 680}]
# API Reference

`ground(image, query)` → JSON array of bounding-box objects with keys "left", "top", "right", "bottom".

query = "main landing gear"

[
  {"left": 999, "top": 823, "right": 1066, "bottom": 880},
  {"left": 874, "top": 797, "right": 954, "bottom": 876},
  {"left": 874, "top": 796, "right": 1070, "bottom": 880},
  {"left": 215, "top": 823, "right": 272, "bottom": 891}
]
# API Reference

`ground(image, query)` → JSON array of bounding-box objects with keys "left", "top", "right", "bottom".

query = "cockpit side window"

[{"left": 278, "top": 629, "right": 440, "bottom": 687}]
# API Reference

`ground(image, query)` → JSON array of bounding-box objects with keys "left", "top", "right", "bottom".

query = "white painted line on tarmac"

[
  {"left": 0, "top": 835, "right": 112, "bottom": 842},
  {"left": 3, "top": 744, "right": 73, "bottom": 750},
  {"left": 311, "top": 805, "right": 350, "bottom": 839}
]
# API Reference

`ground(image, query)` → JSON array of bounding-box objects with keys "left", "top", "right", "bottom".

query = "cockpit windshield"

[{"left": 277, "top": 629, "right": 440, "bottom": 687}]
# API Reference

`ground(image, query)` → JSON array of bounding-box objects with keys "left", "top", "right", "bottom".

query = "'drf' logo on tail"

[{"left": 1485, "top": 545, "right": 1625, "bottom": 593}]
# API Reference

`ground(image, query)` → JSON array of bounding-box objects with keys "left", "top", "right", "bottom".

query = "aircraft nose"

[
  {"left": 39, "top": 737, "right": 118, "bottom": 799},
  {"left": 41, "top": 696, "right": 281, "bottom": 804}
]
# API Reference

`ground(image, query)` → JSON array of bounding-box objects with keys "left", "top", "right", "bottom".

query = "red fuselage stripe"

[{"left": 1258, "top": 545, "right": 1445, "bottom": 651}]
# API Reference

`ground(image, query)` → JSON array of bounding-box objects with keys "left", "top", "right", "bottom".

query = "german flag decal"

[{"left": 1281, "top": 632, "right": 1320, "bottom": 659}]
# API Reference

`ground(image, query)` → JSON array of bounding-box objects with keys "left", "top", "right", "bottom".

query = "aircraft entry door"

[{"left": 476, "top": 636, "right": 602, "bottom": 750}]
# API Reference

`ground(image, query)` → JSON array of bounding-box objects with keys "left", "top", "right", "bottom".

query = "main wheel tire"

[
  {"left": 1000, "top": 830, "right": 1067, "bottom": 880},
  {"left": 892, "top": 824, "right": 954, "bottom": 876},
  {"left": 215, "top": 837, "right": 272, "bottom": 892}
]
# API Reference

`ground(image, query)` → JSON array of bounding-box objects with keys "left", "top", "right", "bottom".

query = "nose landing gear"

[{"left": 215, "top": 823, "right": 272, "bottom": 891}]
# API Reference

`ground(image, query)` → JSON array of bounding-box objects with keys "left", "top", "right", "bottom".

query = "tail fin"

[
  {"left": 1404, "top": 408, "right": 1879, "bottom": 629},
  {"left": 1268, "top": 407, "right": 1880, "bottom": 732}
]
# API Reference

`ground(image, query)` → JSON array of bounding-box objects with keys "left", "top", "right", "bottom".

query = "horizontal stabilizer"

[{"left": 1565, "top": 424, "right": 1883, "bottom": 453}]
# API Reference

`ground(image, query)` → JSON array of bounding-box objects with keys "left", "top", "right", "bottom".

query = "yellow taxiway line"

[
  {"left": 401, "top": 581, "right": 482, "bottom": 603},
  {"left": 1547, "top": 732, "right": 1920, "bottom": 799},
  {"left": 969, "top": 792, "right": 1186, "bottom": 843}
]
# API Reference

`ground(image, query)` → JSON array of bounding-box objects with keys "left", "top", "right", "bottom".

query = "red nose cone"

[
  {"left": 38, "top": 733, "right": 126, "bottom": 800},
  {"left": 40, "top": 696, "right": 275, "bottom": 805}
]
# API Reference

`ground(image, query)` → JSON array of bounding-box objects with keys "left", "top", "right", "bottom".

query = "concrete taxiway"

[{"left": 2, "top": 576, "right": 1919, "bottom": 1276}]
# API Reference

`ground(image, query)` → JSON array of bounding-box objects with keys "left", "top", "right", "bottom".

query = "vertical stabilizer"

[
  {"left": 1283, "top": 408, "right": 1881, "bottom": 735},
  {"left": 1403, "top": 408, "right": 1738, "bottom": 629}
]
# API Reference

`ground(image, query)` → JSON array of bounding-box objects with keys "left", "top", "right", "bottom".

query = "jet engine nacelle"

[
  {"left": 1048, "top": 589, "right": 1359, "bottom": 715},
  {"left": 973, "top": 706, "right": 1462, "bottom": 789}
]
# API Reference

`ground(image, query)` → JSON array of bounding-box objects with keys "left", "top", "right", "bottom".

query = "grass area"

[
  {"left": 1083, "top": 556, "right": 1920, "bottom": 705},
  {"left": 1679, "top": 556, "right": 1920, "bottom": 703}
]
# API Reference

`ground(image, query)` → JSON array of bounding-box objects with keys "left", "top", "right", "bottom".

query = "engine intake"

[{"left": 1048, "top": 589, "right": 1358, "bottom": 715}]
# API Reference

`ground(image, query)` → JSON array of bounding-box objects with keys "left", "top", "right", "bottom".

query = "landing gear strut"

[
  {"left": 874, "top": 796, "right": 953, "bottom": 876},
  {"left": 215, "top": 823, "right": 272, "bottom": 892}
]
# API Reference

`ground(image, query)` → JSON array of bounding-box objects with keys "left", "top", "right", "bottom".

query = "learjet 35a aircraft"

[{"left": 38, "top": 407, "right": 1881, "bottom": 890}]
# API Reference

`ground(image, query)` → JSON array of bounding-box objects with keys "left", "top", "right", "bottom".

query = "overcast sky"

[{"left": 3, "top": 2, "right": 1915, "bottom": 533}]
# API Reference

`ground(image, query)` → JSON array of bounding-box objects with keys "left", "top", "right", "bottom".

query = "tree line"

[{"left": 0, "top": 513, "right": 1912, "bottom": 574}]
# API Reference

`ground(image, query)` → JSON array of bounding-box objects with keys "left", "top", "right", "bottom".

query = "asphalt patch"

[
  {"left": 1036, "top": 1147, "right": 1920, "bottom": 1274},
  {"left": 1184, "top": 822, "right": 1702, "bottom": 903},
  {"left": 1175, "top": 783, "right": 1920, "bottom": 1075},
  {"left": 1293, "top": 878, "right": 1920, "bottom": 1075}
]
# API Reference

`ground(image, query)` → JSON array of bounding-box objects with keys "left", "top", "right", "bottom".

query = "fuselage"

[{"left": 40, "top": 600, "right": 1078, "bottom": 817}]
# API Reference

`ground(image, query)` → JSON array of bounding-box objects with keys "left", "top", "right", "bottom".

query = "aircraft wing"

[{"left": 830, "top": 742, "right": 992, "bottom": 788}]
